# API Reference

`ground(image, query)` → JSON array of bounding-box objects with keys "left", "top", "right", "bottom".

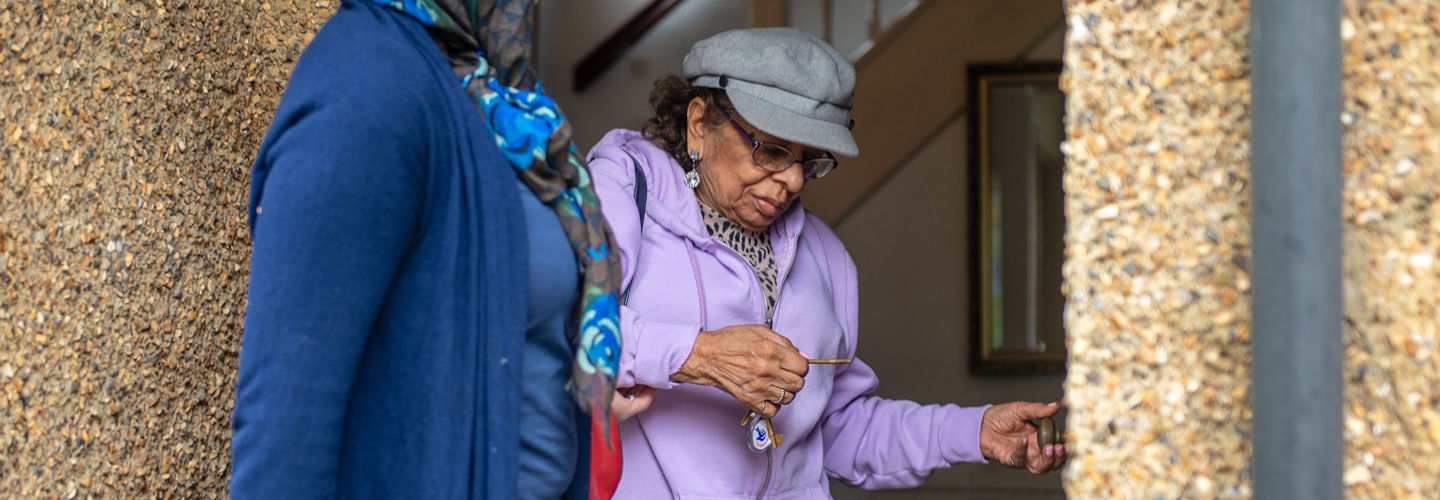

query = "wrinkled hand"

[
  {"left": 612, "top": 385, "right": 656, "bottom": 421},
  {"left": 671, "top": 325, "right": 808, "bottom": 418},
  {"left": 980, "top": 401, "right": 1067, "bottom": 474}
]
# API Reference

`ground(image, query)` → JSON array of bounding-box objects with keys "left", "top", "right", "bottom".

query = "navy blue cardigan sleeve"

[{"left": 231, "top": 24, "right": 432, "bottom": 498}]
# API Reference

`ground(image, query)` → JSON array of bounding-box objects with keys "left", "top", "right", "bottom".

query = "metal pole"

[{"left": 1251, "top": 0, "right": 1343, "bottom": 498}]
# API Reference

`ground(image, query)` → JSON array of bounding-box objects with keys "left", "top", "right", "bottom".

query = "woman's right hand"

[
  {"left": 979, "top": 401, "right": 1067, "bottom": 474},
  {"left": 671, "top": 324, "right": 808, "bottom": 418}
]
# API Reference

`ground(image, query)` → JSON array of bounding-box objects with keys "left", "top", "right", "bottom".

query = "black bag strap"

[{"left": 620, "top": 151, "right": 646, "bottom": 305}]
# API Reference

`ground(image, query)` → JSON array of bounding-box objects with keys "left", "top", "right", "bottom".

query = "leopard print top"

[{"left": 699, "top": 202, "right": 778, "bottom": 321}]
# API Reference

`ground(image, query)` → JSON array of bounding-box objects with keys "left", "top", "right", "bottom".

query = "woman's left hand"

[
  {"left": 613, "top": 385, "right": 656, "bottom": 421},
  {"left": 979, "top": 401, "right": 1067, "bottom": 474}
]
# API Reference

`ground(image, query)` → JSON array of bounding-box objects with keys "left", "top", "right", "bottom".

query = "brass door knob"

[{"left": 1037, "top": 417, "right": 1063, "bottom": 446}]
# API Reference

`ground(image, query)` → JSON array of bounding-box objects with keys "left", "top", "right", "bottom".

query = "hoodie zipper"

[
  {"left": 757, "top": 233, "right": 799, "bottom": 499},
  {"left": 714, "top": 229, "right": 796, "bottom": 500},
  {"left": 755, "top": 243, "right": 775, "bottom": 500},
  {"left": 703, "top": 241, "right": 777, "bottom": 499},
  {"left": 693, "top": 207, "right": 800, "bottom": 499}
]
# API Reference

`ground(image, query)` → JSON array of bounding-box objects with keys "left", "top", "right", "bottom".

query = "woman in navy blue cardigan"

[{"left": 231, "top": 1, "right": 639, "bottom": 498}]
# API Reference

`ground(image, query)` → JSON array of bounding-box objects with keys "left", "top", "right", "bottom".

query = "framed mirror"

[{"left": 966, "top": 63, "right": 1066, "bottom": 375}]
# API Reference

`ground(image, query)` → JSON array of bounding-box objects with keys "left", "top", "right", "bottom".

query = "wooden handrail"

[{"left": 572, "top": 0, "right": 683, "bottom": 93}]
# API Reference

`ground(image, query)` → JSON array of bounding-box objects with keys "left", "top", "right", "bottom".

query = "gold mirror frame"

[{"left": 967, "top": 62, "right": 1067, "bottom": 375}]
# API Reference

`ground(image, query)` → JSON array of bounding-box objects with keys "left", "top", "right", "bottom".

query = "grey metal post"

[{"left": 1251, "top": 0, "right": 1343, "bottom": 498}]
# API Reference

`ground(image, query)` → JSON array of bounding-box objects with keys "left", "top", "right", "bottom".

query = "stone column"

[
  {"left": 1062, "top": 0, "right": 1440, "bottom": 498},
  {"left": 1060, "top": 1, "right": 1254, "bottom": 496},
  {"left": 0, "top": 1, "right": 328, "bottom": 496}
]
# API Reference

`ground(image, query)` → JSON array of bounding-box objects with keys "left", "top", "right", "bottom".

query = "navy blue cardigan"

[{"left": 232, "top": 1, "right": 530, "bottom": 497}]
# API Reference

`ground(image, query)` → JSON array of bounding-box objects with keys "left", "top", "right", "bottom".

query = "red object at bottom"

[{"left": 589, "top": 409, "right": 622, "bottom": 500}]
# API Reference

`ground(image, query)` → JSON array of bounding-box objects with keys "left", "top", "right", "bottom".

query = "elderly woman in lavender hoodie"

[{"left": 590, "top": 28, "right": 1066, "bottom": 498}]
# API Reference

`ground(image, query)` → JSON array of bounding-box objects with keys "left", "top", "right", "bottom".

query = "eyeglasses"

[{"left": 716, "top": 106, "right": 839, "bottom": 180}]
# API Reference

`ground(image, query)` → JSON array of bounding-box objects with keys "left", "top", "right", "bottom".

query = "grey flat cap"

[{"left": 684, "top": 27, "right": 859, "bottom": 157}]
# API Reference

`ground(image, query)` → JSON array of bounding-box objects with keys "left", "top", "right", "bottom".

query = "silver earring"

[{"left": 685, "top": 150, "right": 701, "bottom": 189}]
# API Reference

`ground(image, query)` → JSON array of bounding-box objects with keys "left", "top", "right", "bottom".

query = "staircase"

[{"left": 769, "top": 0, "right": 1065, "bottom": 225}]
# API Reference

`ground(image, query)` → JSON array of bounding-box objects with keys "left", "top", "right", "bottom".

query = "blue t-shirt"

[{"left": 516, "top": 180, "right": 580, "bottom": 498}]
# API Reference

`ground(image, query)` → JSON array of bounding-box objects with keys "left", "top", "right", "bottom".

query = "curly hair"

[{"left": 641, "top": 75, "right": 733, "bottom": 170}]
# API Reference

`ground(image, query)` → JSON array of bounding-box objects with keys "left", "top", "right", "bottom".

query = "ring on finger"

[
  {"left": 1008, "top": 457, "right": 1017, "bottom": 468},
  {"left": 775, "top": 388, "right": 787, "bottom": 405}
]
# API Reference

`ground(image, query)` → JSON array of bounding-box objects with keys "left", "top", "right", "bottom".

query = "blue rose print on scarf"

[
  {"left": 475, "top": 75, "right": 565, "bottom": 172},
  {"left": 578, "top": 293, "right": 621, "bottom": 377}
]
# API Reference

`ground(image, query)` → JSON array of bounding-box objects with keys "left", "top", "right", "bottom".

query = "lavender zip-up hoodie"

[{"left": 588, "top": 130, "right": 989, "bottom": 499}]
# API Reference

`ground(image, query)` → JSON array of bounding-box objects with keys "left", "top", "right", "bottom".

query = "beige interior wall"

[{"left": 0, "top": 0, "right": 330, "bottom": 496}]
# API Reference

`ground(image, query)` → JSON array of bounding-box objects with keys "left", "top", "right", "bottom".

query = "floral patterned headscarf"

[{"left": 371, "top": 0, "right": 623, "bottom": 496}]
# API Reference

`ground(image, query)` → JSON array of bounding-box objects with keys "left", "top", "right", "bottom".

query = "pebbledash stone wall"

[
  {"left": 1061, "top": 0, "right": 1440, "bottom": 498},
  {"left": 0, "top": 0, "right": 329, "bottom": 496},
  {"left": 1060, "top": 0, "right": 1255, "bottom": 496},
  {"left": 1340, "top": 1, "right": 1440, "bottom": 497}
]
